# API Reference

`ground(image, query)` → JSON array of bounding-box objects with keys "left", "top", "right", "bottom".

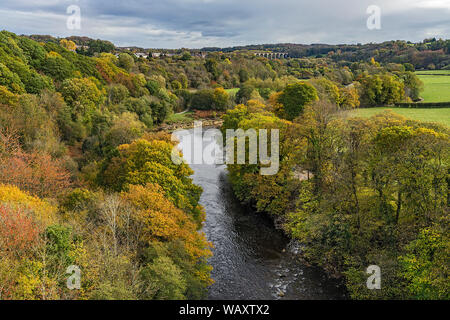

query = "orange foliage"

[
  {"left": 194, "top": 110, "right": 215, "bottom": 119},
  {"left": 0, "top": 205, "right": 42, "bottom": 258},
  {"left": 0, "top": 130, "right": 71, "bottom": 198},
  {"left": 122, "top": 184, "right": 212, "bottom": 260}
]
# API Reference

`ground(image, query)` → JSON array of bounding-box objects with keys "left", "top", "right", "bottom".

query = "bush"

[
  {"left": 190, "top": 88, "right": 230, "bottom": 111},
  {"left": 394, "top": 102, "right": 450, "bottom": 108}
]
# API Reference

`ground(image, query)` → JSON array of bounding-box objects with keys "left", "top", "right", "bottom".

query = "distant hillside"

[
  {"left": 21, "top": 32, "right": 450, "bottom": 70},
  {"left": 203, "top": 39, "right": 450, "bottom": 69}
]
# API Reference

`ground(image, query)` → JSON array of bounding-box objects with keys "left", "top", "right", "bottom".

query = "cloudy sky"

[{"left": 0, "top": 0, "right": 449, "bottom": 48}]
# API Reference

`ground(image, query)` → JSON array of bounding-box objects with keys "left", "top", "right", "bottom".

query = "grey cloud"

[{"left": 0, "top": 0, "right": 448, "bottom": 48}]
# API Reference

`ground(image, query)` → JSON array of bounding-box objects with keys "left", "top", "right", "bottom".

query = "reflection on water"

[{"left": 176, "top": 128, "right": 346, "bottom": 300}]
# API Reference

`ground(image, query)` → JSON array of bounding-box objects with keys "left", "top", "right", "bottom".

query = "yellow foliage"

[
  {"left": 0, "top": 184, "right": 58, "bottom": 226},
  {"left": 59, "top": 39, "right": 77, "bottom": 51},
  {"left": 14, "top": 259, "right": 59, "bottom": 300},
  {"left": 0, "top": 85, "right": 18, "bottom": 105},
  {"left": 47, "top": 51, "right": 62, "bottom": 58},
  {"left": 122, "top": 184, "right": 212, "bottom": 260}
]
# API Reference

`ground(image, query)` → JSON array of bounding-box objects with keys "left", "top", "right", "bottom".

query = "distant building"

[
  {"left": 135, "top": 52, "right": 148, "bottom": 59},
  {"left": 152, "top": 52, "right": 162, "bottom": 58},
  {"left": 193, "top": 52, "right": 207, "bottom": 58}
]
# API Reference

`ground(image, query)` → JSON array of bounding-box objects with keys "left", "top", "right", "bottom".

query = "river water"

[{"left": 176, "top": 128, "right": 345, "bottom": 300}]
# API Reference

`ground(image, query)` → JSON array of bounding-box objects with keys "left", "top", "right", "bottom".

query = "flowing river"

[{"left": 176, "top": 128, "right": 345, "bottom": 300}]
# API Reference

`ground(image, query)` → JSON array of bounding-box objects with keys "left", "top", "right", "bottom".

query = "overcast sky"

[{"left": 0, "top": 0, "right": 449, "bottom": 48}]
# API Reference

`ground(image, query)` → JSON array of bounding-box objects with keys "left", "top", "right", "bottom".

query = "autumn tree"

[
  {"left": 277, "top": 82, "right": 318, "bottom": 120},
  {"left": 60, "top": 39, "right": 77, "bottom": 52}
]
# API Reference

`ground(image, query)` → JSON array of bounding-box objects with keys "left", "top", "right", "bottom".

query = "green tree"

[
  {"left": 107, "top": 84, "right": 129, "bottom": 105},
  {"left": 277, "top": 82, "right": 318, "bottom": 120},
  {"left": 236, "top": 83, "right": 255, "bottom": 104},
  {"left": 118, "top": 53, "right": 135, "bottom": 72},
  {"left": 402, "top": 72, "right": 424, "bottom": 101},
  {"left": 399, "top": 228, "right": 449, "bottom": 299},
  {"left": 140, "top": 256, "right": 186, "bottom": 300},
  {"left": 60, "top": 77, "right": 103, "bottom": 132}
]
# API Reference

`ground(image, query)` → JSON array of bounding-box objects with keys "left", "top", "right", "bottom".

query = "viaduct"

[{"left": 253, "top": 52, "right": 289, "bottom": 59}]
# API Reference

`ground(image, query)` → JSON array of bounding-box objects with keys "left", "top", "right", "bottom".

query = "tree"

[
  {"left": 104, "top": 112, "right": 145, "bottom": 149},
  {"left": 146, "top": 79, "right": 161, "bottom": 95},
  {"left": 60, "top": 39, "right": 77, "bottom": 52},
  {"left": 310, "top": 78, "right": 341, "bottom": 105},
  {"left": 402, "top": 72, "right": 424, "bottom": 101},
  {"left": 190, "top": 88, "right": 230, "bottom": 111},
  {"left": 340, "top": 86, "right": 360, "bottom": 108},
  {"left": 180, "top": 51, "right": 192, "bottom": 61},
  {"left": 39, "top": 54, "right": 74, "bottom": 82},
  {"left": 212, "top": 87, "right": 230, "bottom": 110},
  {"left": 358, "top": 74, "right": 404, "bottom": 106},
  {"left": 140, "top": 256, "right": 186, "bottom": 300},
  {"left": 60, "top": 77, "right": 103, "bottom": 127},
  {"left": 120, "top": 96, "right": 153, "bottom": 127},
  {"left": 0, "top": 63, "right": 25, "bottom": 94},
  {"left": 97, "top": 138, "right": 203, "bottom": 224},
  {"left": 85, "top": 39, "right": 115, "bottom": 56},
  {"left": 118, "top": 53, "right": 135, "bottom": 72},
  {"left": 0, "top": 85, "right": 18, "bottom": 106},
  {"left": 0, "top": 205, "right": 41, "bottom": 258},
  {"left": 0, "top": 94, "right": 63, "bottom": 155},
  {"left": 0, "top": 184, "right": 58, "bottom": 226},
  {"left": 404, "top": 63, "right": 415, "bottom": 72},
  {"left": 239, "top": 69, "right": 249, "bottom": 83},
  {"left": 171, "top": 80, "right": 182, "bottom": 90},
  {"left": 107, "top": 84, "right": 129, "bottom": 105},
  {"left": 277, "top": 82, "right": 318, "bottom": 120},
  {"left": 0, "top": 130, "right": 71, "bottom": 199},
  {"left": 399, "top": 228, "right": 449, "bottom": 299},
  {"left": 205, "top": 58, "right": 219, "bottom": 80},
  {"left": 122, "top": 184, "right": 212, "bottom": 298},
  {"left": 236, "top": 83, "right": 255, "bottom": 104}
]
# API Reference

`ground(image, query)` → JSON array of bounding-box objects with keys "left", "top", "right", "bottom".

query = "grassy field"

[
  {"left": 416, "top": 71, "right": 450, "bottom": 102},
  {"left": 165, "top": 111, "right": 195, "bottom": 124},
  {"left": 349, "top": 107, "right": 450, "bottom": 127},
  {"left": 415, "top": 70, "right": 450, "bottom": 75},
  {"left": 225, "top": 88, "right": 240, "bottom": 95}
]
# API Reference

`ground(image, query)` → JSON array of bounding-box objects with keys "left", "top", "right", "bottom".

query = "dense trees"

[
  {"left": 0, "top": 130, "right": 71, "bottom": 198},
  {"left": 190, "top": 88, "right": 231, "bottom": 111},
  {"left": 0, "top": 30, "right": 448, "bottom": 300},
  {"left": 222, "top": 99, "right": 449, "bottom": 299},
  {"left": 0, "top": 134, "right": 212, "bottom": 300},
  {"left": 358, "top": 73, "right": 405, "bottom": 106},
  {"left": 0, "top": 32, "right": 214, "bottom": 300}
]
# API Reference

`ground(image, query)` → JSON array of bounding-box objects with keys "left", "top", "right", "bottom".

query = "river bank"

[{"left": 175, "top": 128, "right": 347, "bottom": 300}]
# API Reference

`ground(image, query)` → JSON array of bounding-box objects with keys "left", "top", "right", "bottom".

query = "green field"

[
  {"left": 165, "top": 111, "right": 194, "bottom": 124},
  {"left": 416, "top": 71, "right": 450, "bottom": 102},
  {"left": 225, "top": 88, "right": 240, "bottom": 95},
  {"left": 349, "top": 107, "right": 450, "bottom": 127},
  {"left": 415, "top": 70, "right": 450, "bottom": 75}
]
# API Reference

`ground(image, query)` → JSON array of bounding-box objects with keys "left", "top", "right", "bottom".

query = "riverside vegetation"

[{"left": 0, "top": 31, "right": 448, "bottom": 299}]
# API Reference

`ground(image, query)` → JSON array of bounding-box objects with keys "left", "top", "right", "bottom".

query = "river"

[{"left": 176, "top": 128, "right": 346, "bottom": 300}]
